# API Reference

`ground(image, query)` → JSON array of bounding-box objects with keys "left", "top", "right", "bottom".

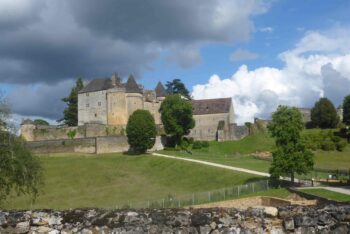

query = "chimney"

[{"left": 111, "top": 72, "right": 121, "bottom": 86}]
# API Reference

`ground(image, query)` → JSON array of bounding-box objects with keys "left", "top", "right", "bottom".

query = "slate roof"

[
  {"left": 125, "top": 75, "right": 142, "bottom": 93},
  {"left": 192, "top": 98, "right": 232, "bottom": 115},
  {"left": 79, "top": 78, "right": 114, "bottom": 93},
  {"left": 155, "top": 82, "right": 167, "bottom": 97}
]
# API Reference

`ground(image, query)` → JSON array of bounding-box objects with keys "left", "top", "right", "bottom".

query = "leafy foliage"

[
  {"left": 67, "top": 129, "right": 77, "bottom": 139},
  {"left": 342, "top": 95, "right": 350, "bottom": 125},
  {"left": 311, "top": 97, "right": 339, "bottom": 129},
  {"left": 302, "top": 129, "right": 347, "bottom": 152},
  {"left": 126, "top": 110, "right": 156, "bottom": 153},
  {"left": 0, "top": 99, "right": 42, "bottom": 203},
  {"left": 268, "top": 106, "right": 314, "bottom": 183},
  {"left": 159, "top": 95, "right": 195, "bottom": 146},
  {"left": 165, "top": 79, "right": 191, "bottom": 99},
  {"left": 34, "top": 119, "right": 49, "bottom": 126},
  {"left": 59, "top": 78, "right": 84, "bottom": 126}
]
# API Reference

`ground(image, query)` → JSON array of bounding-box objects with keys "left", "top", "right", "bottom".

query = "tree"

[
  {"left": 0, "top": 98, "right": 42, "bottom": 203},
  {"left": 59, "top": 78, "right": 84, "bottom": 126},
  {"left": 311, "top": 97, "right": 339, "bottom": 129},
  {"left": 165, "top": 79, "right": 191, "bottom": 99},
  {"left": 34, "top": 119, "right": 49, "bottom": 126},
  {"left": 342, "top": 95, "right": 350, "bottom": 125},
  {"left": 126, "top": 110, "right": 157, "bottom": 154},
  {"left": 159, "top": 94, "right": 195, "bottom": 146},
  {"left": 268, "top": 106, "right": 314, "bottom": 183}
]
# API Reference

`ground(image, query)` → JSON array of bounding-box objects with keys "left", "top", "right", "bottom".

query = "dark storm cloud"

[{"left": 0, "top": 0, "right": 267, "bottom": 120}]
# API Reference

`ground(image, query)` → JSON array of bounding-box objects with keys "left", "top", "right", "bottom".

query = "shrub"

[
  {"left": 192, "top": 141, "right": 202, "bottom": 149},
  {"left": 201, "top": 141, "right": 209, "bottom": 148},
  {"left": 67, "top": 129, "right": 76, "bottom": 139},
  {"left": 126, "top": 110, "right": 156, "bottom": 154},
  {"left": 336, "top": 140, "right": 347, "bottom": 152},
  {"left": 321, "top": 141, "right": 336, "bottom": 151}
]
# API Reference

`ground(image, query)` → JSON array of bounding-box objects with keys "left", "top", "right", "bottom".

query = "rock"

[
  {"left": 294, "top": 215, "right": 317, "bottom": 227},
  {"left": 210, "top": 221, "right": 216, "bottom": 229},
  {"left": 0, "top": 213, "right": 7, "bottom": 226},
  {"left": 199, "top": 225, "right": 211, "bottom": 234},
  {"left": 296, "top": 226, "right": 316, "bottom": 234},
  {"left": 330, "top": 224, "right": 348, "bottom": 234},
  {"left": 219, "top": 214, "right": 234, "bottom": 227},
  {"left": 15, "top": 221, "right": 30, "bottom": 233},
  {"left": 31, "top": 226, "right": 53, "bottom": 233},
  {"left": 284, "top": 217, "right": 295, "bottom": 231},
  {"left": 264, "top": 206, "right": 278, "bottom": 217},
  {"left": 318, "top": 212, "right": 333, "bottom": 226},
  {"left": 48, "top": 230, "right": 60, "bottom": 234},
  {"left": 191, "top": 213, "right": 210, "bottom": 226}
]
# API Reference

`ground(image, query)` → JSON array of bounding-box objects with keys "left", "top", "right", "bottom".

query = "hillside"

[{"left": 2, "top": 153, "right": 262, "bottom": 210}]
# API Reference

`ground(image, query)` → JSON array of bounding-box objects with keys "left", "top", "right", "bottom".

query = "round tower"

[{"left": 125, "top": 75, "right": 144, "bottom": 118}]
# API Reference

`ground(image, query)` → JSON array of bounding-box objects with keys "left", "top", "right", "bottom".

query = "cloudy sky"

[{"left": 1, "top": 0, "right": 350, "bottom": 125}]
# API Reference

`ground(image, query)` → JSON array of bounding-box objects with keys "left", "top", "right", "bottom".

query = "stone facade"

[{"left": 78, "top": 74, "right": 164, "bottom": 126}]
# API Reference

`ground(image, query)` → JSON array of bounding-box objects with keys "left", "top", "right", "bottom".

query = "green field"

[
  {"left": 2, "top": 153, "right": 262, "bottom": 210},
  {"left": 162, "top": 130, "right": 350, "bottom": 173},
  {"left": 300, "top": 188, "right": 350, "bottom": 202}
]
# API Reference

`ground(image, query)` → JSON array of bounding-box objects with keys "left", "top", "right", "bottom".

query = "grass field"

[
  {"left": 2, "top": 153, "right": 262, "bottom": 210},
  {"left": 162, "top": 130, "right": 350, "bottom": 174},
  {"left": 300, "top": 188, "right": 350, "bottom": 202}
]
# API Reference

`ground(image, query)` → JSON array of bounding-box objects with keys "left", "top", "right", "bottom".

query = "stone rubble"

[{"left": 0, "top": 205, "right": 349, "bottom": 233}]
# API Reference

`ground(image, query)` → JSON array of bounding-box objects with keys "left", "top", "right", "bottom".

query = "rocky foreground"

[{"left": 0, "top": 205, "right": 350, "bottom": 233}]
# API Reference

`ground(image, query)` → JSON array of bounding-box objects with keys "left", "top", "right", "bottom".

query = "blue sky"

[{"left": 1, "top": 0, "right": 350, "bottom": 124}]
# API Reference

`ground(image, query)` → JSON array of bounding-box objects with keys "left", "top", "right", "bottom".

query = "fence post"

[
  {"left": 208, "top": 192, "right": 211, "bottom": 202},
  {"left": 252, "top": 183, "right": 255, "bottom": 193},
  {"left": 148, "top": 201, "right": 150, "bottom": 209},
  {"left": 223, "top": 188, "right": 226, "bottom": 200},
  {"left": 237, "top": 186, "right": 240, "bottom": 197},
  {"left": 266, "top": 180, "right": 269, "bottom": 190},
  {"left": 192, "top": 193, "right": 194, "bottom": 205},
  {"left": 162, "top": 199, "right": 164, "bottom": 208}
]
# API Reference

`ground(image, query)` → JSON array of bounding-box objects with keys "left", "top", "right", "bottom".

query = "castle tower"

[
  {"left": 125, "top": 74, "right": 144, "bottom": 118},
  {"left": 155, "top": 81, "right": 167, "bottom": 101},
  {"left": 20, "top": 119, "right": 36, "bottom": 141}
]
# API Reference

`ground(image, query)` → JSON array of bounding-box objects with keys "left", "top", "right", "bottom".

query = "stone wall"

[
  {"left": 78, "top": 90, "right": 108, "bottom": 125},
  {"left": 26, "top": 138, "right": 96, "bottom": 154},
  {"left": 1, "top": 205, "right": 349, "bottom": 233},
  {"left": 229, "top": 124, "right": 249, "bottom": 140},
  {"left": 26, "top": 135, "right": 164, "bottom": 154}
]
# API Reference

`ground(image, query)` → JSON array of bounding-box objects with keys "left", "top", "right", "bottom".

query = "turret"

[{"left": 125, "top": 75, "right": 144, "bottom": 117}]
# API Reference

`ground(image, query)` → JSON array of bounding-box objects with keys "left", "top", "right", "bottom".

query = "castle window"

[
  {"left": 86, "top": 104, "right": 89, "bottom": 108},
  {"left": 95, "top": 113, "right": 97, "bottom": 117},
  {"left": 98, "top": 102, "right": 101, "bottom": 106}
]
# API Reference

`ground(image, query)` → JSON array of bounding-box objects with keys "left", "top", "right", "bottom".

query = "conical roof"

[
  {"left": 125, "top": 75, "right": 142, "bottom": 93},
  {"left": 155, "top": 82, "right": 166, "bottom": 97}
]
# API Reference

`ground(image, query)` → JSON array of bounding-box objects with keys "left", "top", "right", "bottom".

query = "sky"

[{"left": 1, "top": 0, "right": 350, "bottom": 126}]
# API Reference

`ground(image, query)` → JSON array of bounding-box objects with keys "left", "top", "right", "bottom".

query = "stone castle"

[{"left": 77, "top": 73, "right": 247, "bottom": 141}]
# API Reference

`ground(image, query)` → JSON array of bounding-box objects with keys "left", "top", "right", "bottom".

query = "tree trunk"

[{"left": 291, "top": 172, "right": 295, "bottom": 184}]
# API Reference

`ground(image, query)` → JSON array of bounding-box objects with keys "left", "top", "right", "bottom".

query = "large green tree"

[
  {"left": 59, "top": 78, "right": 84, "bottom": 126},
  {"left": 159, "top": 94, "right": 195, "bottom": 146},
  {"left": 165, "top": 79, "right": 191, "bottom": 100},
  {"left": 126, "top": 110, "right": 156, "bottom": 154},
  {"left": 268, "top": 106, "right": 314, "bottom": 183},
  {"left": 0, "top": 98, "right": 42, "bottom": 203},
  {"left": 311, "top": 97, "right": 339, "bottom": 129},
  {"left": 342, "top": 95, "right": 350, "bottom": 125}
]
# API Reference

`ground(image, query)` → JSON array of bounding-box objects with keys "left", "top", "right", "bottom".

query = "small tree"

[
  {"left": 126, "top": 110, "right": 156, "bottom": 154},
  {"left": 34, "top": 119, "right": 49, "bottom": 126},
  {"left": 342, "top": 95, "right": 350, "bottom": 125},
  {"left": 268, "top": 106, "right": 314, "bottom": 183},
  {"left": 159, "top": 94, "right": 195, "bottom": 146},
  {"left": 165, "top": 79, "right": 191, "bottom": 100},
  {"left": 311, "top": 97, "right": 339, "bottom": 129},
  {"left": 0, "top": 97, "right": 42, "bottom": 203},
  {"left": 59, "top": 78, "right": 84, "bottom": 126}
]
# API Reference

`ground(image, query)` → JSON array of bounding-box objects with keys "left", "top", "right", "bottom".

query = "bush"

[
  {"left": 336, "top": 140, "right": 347, "bottom": 152},
  {"left": 126, "top": 110, "right": 156, "bottom": 154},
  {"left": 321, "top": 141, "right": 336, "bottom": 151},
  {"left": 192, "top": 141, "right": 202, "bottom": 149},
  {"left": 201, "top": 141, "right": 209, "bottom": 148}
]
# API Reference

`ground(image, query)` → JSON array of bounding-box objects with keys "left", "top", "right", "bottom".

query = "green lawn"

[
  {"left": 300, "top": 188, "right": 350, "bottom": 202},
  {"left": 2, "top": 153, "right": 262, "bottom": 210}
]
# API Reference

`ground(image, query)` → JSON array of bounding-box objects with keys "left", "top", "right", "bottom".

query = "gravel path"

[
  {"left": 300, "top": 186, "right": 350, "bottom": 195},
  {"left": 152, "top": 152, "right": 270, "bottom": 177}
]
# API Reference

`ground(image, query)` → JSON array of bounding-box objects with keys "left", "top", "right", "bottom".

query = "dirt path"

[
  {"left": 299, "top": 186, "right": 350, "bottom": 195},
  {"left": 152, "top": 153, "right": 270, "bottom": 177}
]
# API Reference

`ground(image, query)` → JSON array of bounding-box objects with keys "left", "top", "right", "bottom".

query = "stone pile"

[{"left": 0, "top": 205, "right": 349, "bottom": 233}]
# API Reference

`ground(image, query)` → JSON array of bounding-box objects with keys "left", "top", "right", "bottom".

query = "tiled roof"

[
  {"left": 79, "top": 78, "right": 114, "bottom": 93},
  {"left": 192, "top": 98, "right": 232, "bottom": 115},
  {"left": 125, "top": 75, "right": 142, "bottom": 93},
  {"left": 155, "top": 82, "right": 166, "bottom": 97}
]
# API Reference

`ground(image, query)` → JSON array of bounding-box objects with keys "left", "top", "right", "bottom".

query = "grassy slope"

[
  {"left": 301, "top": 188, "right": 350, "bottom": 202},
  {"left": 3, "top": 153, "right": 261, "bottom": 210},
  {"left": 162, "top": 129, "right": 350, "bottom": 172}
]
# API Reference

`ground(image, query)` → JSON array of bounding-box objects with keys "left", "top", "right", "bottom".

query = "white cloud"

[
  {"left": 192, "top": 27, "right": 350, "bottom": 124},
  {"left": 259, "top": 27, "right": 273, "bottom": 33},
  {"left": 229, "top": 49, "right": 259, "bottom": 62}
]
